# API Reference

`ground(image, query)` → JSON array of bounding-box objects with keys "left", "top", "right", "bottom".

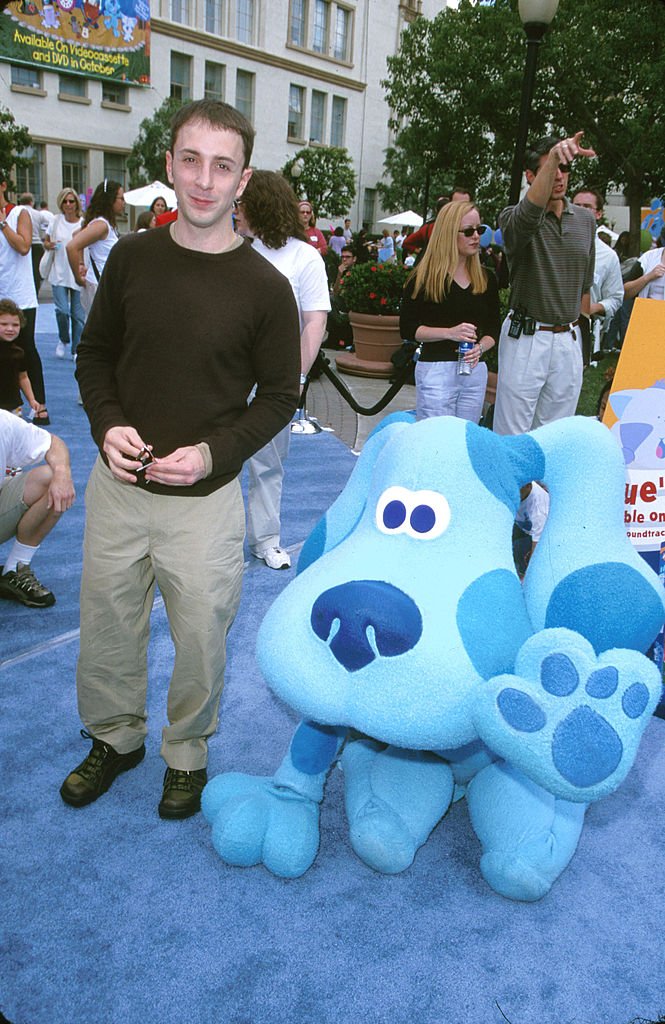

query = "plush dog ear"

[
  {"left": 465, "top": 422, "right": 545, "bottom": 515},
  {"left": 297, "top": 413, "right": 415, "bottom": 574}
]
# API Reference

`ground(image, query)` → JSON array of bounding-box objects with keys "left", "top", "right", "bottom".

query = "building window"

[
  {"left": 104, "top": 152, "right": 127, "bottom": 191},
  {"left": 288, "top": 84, "right": 305, "bottom": 140},
  {"left": 363, "top": 187, "right": 376, "bottom": 228},
  {"left": 204, "top": 0, "right": 223, "bottom": 34},
  {"left": 11, "top": 64, "right": 42, "bottom": 89},
  {"left": 330, "top": 95, "right": 346, "bottom": 147},
  {"left": 289, "top": 0, "right": 307, "bottom": 46},
  {"left": 62, "top": 147, "right": 87, "bottom": 197},
  {"left": 15, "top": 145, "right": 44, "bottom": 201},
  {"left": 170, "top": 52, "right": 192, "bottom": 102},
  {"left": 312, "top": 0, "right": 328, "bottom": 53},
  {"left": 102, "top": 82, "right": 128, "bottom": 105},
  {"left": 58, "top": 74, "right": 86, "bottom": 97},
  {"left": 171, "top": 0, "right": 190, "bottom": 23},
  {"left": 204, "top": 61, "right": 225, "bottom": 101},
  {"left": 333, "top": 6, "right": 350, "bottom": 61},
  {"left": 235, "top": 69, "right": 254, "bottom": 123},
  {"left": 236, "top": 0, "right": 254, "bottom": 43},
  {"left": 310, "top": 90, "right": 326, "bottom": 143}
]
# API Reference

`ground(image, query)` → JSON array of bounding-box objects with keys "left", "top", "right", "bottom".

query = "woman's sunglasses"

[{"left": 458, "top": 224, "right": 489, "bottom": 238}]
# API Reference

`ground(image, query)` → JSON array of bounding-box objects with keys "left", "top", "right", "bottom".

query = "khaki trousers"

[{"left": 77, "top": 457, "right": 245, "bottom": 769}]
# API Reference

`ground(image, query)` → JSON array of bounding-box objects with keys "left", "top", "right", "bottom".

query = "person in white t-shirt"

[
  {"left": 234, "top": 170, "right": 330, "bottom": 569},
  {"left": 0, "top": 409, "right": 75, "bottom": 607}
]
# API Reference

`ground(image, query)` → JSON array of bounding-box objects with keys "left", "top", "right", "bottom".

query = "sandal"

[{"left": 34, "top": 408, "right": 51, "bottom": 426}]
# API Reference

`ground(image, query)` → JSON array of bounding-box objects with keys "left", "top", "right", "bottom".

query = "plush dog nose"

[{"left": 311, "top": 580, "right": 422, "bottom": 672}]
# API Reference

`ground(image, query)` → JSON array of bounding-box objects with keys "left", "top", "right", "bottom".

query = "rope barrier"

[{"left": 304, "top": 350, "right": 413, "bottom": 418}]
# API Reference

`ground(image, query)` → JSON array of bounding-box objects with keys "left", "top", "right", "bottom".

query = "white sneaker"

[
  {"left": 258, "top": 546, "right": 291, "bottom": 570},
  {"left": 55, "top": 342, "right": 68, "bottom": 358}
]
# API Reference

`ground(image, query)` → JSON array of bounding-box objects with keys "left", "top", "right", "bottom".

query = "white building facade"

[{"left": 1, "top": 0, "right": 448, "bottom": 229}]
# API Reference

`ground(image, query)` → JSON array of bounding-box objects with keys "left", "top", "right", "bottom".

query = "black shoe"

[
  {"left": 158, "top": 767, "right": 207, "bottom": 820},
  {"left": 0, "top": 563, "right": 55, "bottom": 608},
  {"left": 60, "top": 730, "right": 145, "bottom": 807}
]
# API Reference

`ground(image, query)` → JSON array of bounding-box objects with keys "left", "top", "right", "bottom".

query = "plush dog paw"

[
  {"left": 202, "top": 773, "right": 320, "bottom": 878},
  {"left": 471, "top": 628, "right": 662, "bottom": 802}
]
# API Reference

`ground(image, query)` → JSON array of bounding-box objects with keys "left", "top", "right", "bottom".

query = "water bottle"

[{"left": 457, "top": 341, "right": 474, "bottom": 375}]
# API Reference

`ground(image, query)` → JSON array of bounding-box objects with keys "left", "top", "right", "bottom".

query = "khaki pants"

[{"left": 77, "top": 457, "right": 245, "bottom": 769}]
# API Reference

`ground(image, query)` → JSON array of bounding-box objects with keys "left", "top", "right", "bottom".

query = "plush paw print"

[{"left": 472, "top": 627, "right": 662, "bottom": 803}]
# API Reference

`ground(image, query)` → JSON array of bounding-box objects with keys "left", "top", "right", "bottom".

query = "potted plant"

[{"left": 336, "top": 261, "right": 411, "bottom": 378}]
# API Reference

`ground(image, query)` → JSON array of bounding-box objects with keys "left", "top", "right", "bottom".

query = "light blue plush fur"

[{"left": 203, "top": 415, "right": 664, "bottom": 900}]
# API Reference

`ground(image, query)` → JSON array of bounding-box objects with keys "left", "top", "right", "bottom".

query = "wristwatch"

[{"left": 0, "top": 221, "right": 6, "bottom": 230}]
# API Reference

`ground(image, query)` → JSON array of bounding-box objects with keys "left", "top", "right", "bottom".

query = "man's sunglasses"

[
  {"left": 558, "top": 163, "right": 572, "bottom": 173},
  {"left": 458, "top": 224, "right": 489, "bottom": 238}
]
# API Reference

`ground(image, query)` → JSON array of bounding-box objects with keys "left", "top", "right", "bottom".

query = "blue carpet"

[{"left": 1, "top": 308, "right": 664, "bottom": 1024}]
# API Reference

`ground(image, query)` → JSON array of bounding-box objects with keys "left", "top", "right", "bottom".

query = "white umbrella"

[
  {"left": 123, "top": 181, "right": 178, "bottom": 209},
  {"left": 377, "top": 209, "right": 423, "bottom": 228}
]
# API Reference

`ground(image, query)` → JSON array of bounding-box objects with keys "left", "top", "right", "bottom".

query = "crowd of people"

[{"left": 1, "top": 100, "right": 663, "bottom": 822}]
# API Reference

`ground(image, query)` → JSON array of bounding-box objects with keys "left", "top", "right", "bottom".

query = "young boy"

[{"left": 0, "top": 299, "right": 40, "bottom": 417}]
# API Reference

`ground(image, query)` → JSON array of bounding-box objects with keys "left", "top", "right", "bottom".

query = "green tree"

[
  {"left": 0, "top": 106, "right": 32, "bottom": 191},
  {"left": 381, "top": 0, "right": 665, "bottom": 250},
  {"left": 280, "top": 146, "right": 356, "bottom": 219},
  {"left": 127, "top": 96, "right": 183, "bottom": 187}
]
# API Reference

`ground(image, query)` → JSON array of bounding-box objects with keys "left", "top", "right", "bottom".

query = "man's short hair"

[
  {"left": 435, "top": 195, "right": 450, "bottom": 213},
  {"left": 452, "top": 185, "right": 473, "bottom": 200},
  {"left": 524, "top": 135, "right": 562, "bottom": 174},
  {"left": 341, "top": 246, "right": 355, "bottom": 257},
  {"left": 170, "top": 99, "right": 255, "bottom": 169},
  {"left": 573, "top": 187, "right": 605, "bottom": 212},
  {"left": 18, "top": 192, "right": 34, "bottom": 206},
  {"left": 0, "top": 298, "right": 26, "bottom": 326}
]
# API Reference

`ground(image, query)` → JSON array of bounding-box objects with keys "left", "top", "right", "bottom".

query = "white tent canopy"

[
  {"left": 377, "top": 209, "right": 423, "bottom": 228},
  {"left": 122, "top": 181, "right": 177, "bottom": 209}
]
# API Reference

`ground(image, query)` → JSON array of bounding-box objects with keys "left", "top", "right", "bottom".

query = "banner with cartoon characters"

[
  {"left": 602, "top": 299, "right": 665, "bottom": 566},
  {"left": 0, "top": 0, "right": 150, "bottom": 85}
]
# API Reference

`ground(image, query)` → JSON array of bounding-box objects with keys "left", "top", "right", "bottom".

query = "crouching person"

[{"left": 0, "top": 408, "right": 75, "bottom": 607}]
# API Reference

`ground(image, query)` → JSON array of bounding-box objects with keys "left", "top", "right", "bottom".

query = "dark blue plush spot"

[
  {"left": 619, "top": 422, "right": 652, "bottom": 464},
  {"left": 383, "top": 500, "right": 407, "bottom": 530},
  {"left": 311, "top": 580, "right": 422, "bottom": 672},
  {"left": 622, "top": 682, "right": 650, "bottom": 719},
  {"left": 541, "top": 653, "right": 579, "bottom": 697},
  {"left": 585, "top": 666, "right": 619, "bottom": 699},
  {"left": 552, "top": 707, "right": 623, "bottom": 787},
  {"left": 497, "top": 688, "right": 546, "bottom": 733},
  {"left": 465, "top": 422, "right": 545, "bottom": 513},
  {"left": 457, "top": 570, "right": 533, "bottom": 678},
  {"left": 545, "top": 563, "right": 665, "bottom": 655},
  {"left": 290, "top": 722, "right": 341, "bottom": 775},
  {"left": 410, "top": 503, "right": 435, "bottom": 534}
]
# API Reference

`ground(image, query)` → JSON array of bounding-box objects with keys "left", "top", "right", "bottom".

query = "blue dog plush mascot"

[{"left": 203, "top": 415, "right": 664, "bottom": 901}]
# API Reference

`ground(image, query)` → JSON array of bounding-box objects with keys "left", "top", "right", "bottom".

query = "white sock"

[{"left": 4, "top": 542, "right": 39, "bottom": 574}]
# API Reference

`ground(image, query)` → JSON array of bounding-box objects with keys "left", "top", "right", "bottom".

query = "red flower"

[
  {"left": 380, "top": 297, "right": 388, "bottom": 305},
  {"left": 370, "top": 266, "right": 377, "bottom": 272},
  {"left": 368, "top": 292, "right": 377, "bottom": 299}
]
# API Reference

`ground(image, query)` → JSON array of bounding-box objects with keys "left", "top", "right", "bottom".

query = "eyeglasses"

[
  {"left": 574, "top": 201, "right": 597, "bottom": 211},
  {"left": 62, "top": 198, "right": 77, "bottom": 205},
  {"left": 558, "top": 163, "right": 572, "bottom": 173},
  {"left": 458, "top": 224, "right": 487, "bottom": 238}
]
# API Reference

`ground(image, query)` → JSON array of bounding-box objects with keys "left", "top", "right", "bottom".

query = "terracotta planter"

[{"left": 336, "top": 312, "right": 402, "bottom": 379}]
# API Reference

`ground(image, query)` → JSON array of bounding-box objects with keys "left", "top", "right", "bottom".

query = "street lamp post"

[{"left": 508, "top": 0, "right": 559, "bottom": 206}]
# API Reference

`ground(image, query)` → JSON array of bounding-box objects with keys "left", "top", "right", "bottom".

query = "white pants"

[
  {"left": 246, "top": 423, "right": 291, "bottom": 554},
  {"left": 415, "top": 360, "right": 487, "bottom": 423},
  {"left": 493, "top": 315, "right": 583, "bottom": 436}
]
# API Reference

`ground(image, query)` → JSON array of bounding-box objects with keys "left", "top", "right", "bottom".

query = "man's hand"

[
  {"left": 103, "top": 425, "right": 151, "bottom": 483},
  {"left": 551, "top": 131, "right": 596, "bottom": 166},
  {"left": 47, "top": 468, "right": 76, "bottom": 513},
  {"left": 144, "top": 446, "right": 206, "bottom": 487}
]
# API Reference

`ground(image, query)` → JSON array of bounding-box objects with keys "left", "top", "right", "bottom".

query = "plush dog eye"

[{"left": 376, "top": 487, "right": 450, "bottom": 539}]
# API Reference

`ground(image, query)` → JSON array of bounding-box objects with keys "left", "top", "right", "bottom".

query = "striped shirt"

[{"left": 499, "top": 196, "right": 595, "bottom": 324}]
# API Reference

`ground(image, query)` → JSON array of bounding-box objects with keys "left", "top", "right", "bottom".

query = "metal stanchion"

[{"left": 290, "top": 375, "right": 322, "bottom": 434}]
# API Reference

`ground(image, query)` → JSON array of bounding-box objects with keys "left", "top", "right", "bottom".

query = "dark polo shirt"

[{"left": 499, "top": 195, "right": 595, "bottom": 324}]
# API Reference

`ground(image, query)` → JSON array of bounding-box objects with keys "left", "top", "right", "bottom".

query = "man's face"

[
  {"left": 340, "top": 251, "right": 355, "bottom": 271},
  {"left": 0, "top": 314, "right": 21, "bottom": 343},
  {"left": 573, "top": 191, "right": 601, "bottom": 222},
  {"left": 528, "top": 153, "right": 569, "bottom": 201},
  {"left": 451, "top": 191, "right": 471, "bottom": 203},
  {"left": 166, "top": 120, "right": 252, "bottom": 234}
]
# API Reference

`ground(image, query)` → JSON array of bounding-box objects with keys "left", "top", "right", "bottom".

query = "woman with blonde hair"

[
  {"left": 400, "top": 200, "right": 499, "bottom": 423},
  {"left": 43, "top": 187, "right": 85, "bottom": 359}
]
